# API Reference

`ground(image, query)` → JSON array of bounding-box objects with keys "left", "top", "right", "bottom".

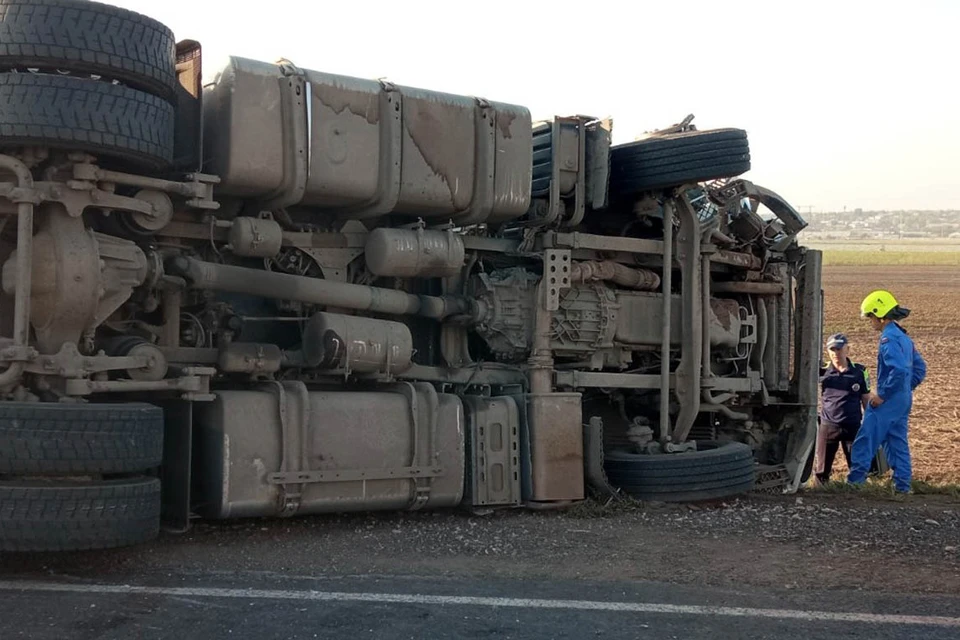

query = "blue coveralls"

[{"left": 848, "top": 322, "right": 927, "bottom": 492}]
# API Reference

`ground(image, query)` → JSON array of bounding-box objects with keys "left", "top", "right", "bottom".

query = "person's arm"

[
  {"left": 911, "top": 347, "right": 927, "bottom": 390},
  {"left": 858, "top": 364, "right": 871, "bottom": 410},
  {"left": 876, "top": 336, "right": 910, "bottom": 401}
]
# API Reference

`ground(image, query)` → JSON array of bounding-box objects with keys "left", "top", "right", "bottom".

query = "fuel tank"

[
  {"left": 192, "top": 382, "right": 465, "bottom": 518},
  {"left": 203, "top": 56, "right": 533, "bottom": 225}
]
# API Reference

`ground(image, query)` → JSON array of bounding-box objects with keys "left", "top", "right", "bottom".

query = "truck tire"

[
  {"left": 0, "top": 476, "right": 161, "bottom": 551},
  {"left": 0, "top": 0, "right": 178, "bottom": 100},
  {"left": 0, "top": 72, "right": 174, "bottom": 169},
  {"left": 603, "top": 441, "right": 757, "bottom": 502},
  {"left": 610, "top": 129, "right": 751, "bottom": 195},
  {"left": 0, "top": 401, "right": 163, "bottom": 475}
]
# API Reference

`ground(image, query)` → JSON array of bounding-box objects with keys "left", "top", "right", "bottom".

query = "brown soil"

[{"left": 822, "top": 265, "right": 960, "bottom": 484}]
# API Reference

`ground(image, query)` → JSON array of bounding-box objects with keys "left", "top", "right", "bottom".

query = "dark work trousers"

[
  {"left": 815, "top": 420, "right": 882, "bottom": 483},
  {"left": 815, "top": 421, "right": 855, "bottom": 483}
]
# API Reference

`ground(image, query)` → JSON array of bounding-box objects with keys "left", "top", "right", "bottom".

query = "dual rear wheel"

[
  {"left": 0, "top": 401, "right": 165, "bottom": 551},
  {"left": 0, "top": 0, "right": 176, "bottom": 552},
  {"left": 0, "top": 0, "right": 177, "bottom": 170}
]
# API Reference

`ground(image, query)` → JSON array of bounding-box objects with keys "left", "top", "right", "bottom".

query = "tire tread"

[
  {"left": 0, "top": 477, "right": 161, "bottom": 551},
  {"left": 0, "top": 72, "right": 174, "bottom": 168},
  {"left": 0, "top": 0, "right": 177, "bottom": 99}
]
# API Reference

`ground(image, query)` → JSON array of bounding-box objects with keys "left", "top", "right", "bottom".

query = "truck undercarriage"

[{"left": 0, "top": 0, "right": 822, "bottom": 551}]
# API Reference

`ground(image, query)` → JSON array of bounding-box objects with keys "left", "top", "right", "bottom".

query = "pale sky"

[{"left": 113, "top": 0, "right": 958, "bottom": 212}]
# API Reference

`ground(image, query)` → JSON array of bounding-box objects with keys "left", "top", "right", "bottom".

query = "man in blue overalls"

[
  {"left": 815, "top": 333, "right": 871, "bottom": 484},
  {"left": 848, "top": 290, "right": 927, "bottom": 494}
]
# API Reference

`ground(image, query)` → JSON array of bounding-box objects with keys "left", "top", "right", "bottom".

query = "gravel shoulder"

[{"left": 1, "top": 492, "right": 958, "bottom": 595}]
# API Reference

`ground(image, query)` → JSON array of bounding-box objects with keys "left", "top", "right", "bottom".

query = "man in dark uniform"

[{"left": 815, "top": 333, "right": 872, "bottom": 484}]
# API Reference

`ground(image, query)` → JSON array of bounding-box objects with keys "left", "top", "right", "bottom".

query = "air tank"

[
  {"left": 300, "top": 312, "right": 413, "bottom": 375},
  {"left": 227, "top": 217, "right": 283, "bottom": 257},
  {"left": 364, "top": 227, "right": 465, "bottom": 278}
]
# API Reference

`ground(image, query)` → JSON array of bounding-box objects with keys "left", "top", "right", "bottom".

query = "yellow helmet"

[{"left": 860, "top": 290, "right": 898, "bottom": 318}]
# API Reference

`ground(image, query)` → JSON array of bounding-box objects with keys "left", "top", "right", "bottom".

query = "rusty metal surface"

[
  {"left": 570, "top": 260, "right": 660, "bottom": 291},
  {"left": 526, "top": 393, "right": 584, "bottom": 502},
  {"left": 711, "top": 250, "right": 762, "bottom": 270}
]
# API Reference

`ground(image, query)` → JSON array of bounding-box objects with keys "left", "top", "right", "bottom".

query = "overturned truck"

[{"left": 0, "top": 0, "right": 822, "bottom": 551}]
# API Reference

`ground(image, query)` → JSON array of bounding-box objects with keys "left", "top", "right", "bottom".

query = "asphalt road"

[
  {"left": 1, "top": 572, "right": 959, "bottom": 640},
  {"left": 2, "top": 495, "right": 958, "bottom": 639}
]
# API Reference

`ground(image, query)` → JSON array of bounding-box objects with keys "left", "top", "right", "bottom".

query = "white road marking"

[{"left": 0, "top": 580, "right": 958, "bottom": 628}]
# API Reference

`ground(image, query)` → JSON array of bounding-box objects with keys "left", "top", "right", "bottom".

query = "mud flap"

[
  {"left": 784, "top": 248, "right": 823, "bottom": 493},
  {"left": 157, "top": 398, "right": 193, "bottom": 533},
  {"left": 583, "top": 416, "right": 618, "bottom": 497}
]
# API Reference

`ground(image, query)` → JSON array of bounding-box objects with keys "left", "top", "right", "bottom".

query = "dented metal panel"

[{"left": 203, "top": 57, "right": 532, "bottom": 223}]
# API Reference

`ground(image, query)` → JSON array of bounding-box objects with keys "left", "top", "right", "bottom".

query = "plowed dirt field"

[{"left": 822, "top": 265, "right": 960, "bottom": 484}]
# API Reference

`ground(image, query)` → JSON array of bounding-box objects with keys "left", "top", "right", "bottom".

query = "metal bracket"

[
  {"left": 740, "top": 307, "right": 758, "bottom": 345},
  {"left": 70, "top": 159, "right": 220, "bottom": 212},
  {"left": 528, "top": 116, "right": 592, "bottom": 228},
  {"left": 15, "top": 343, "right": 146, "bottom": 378},
  {"left": 395, "top": 381, "right": 441, "bottom": 511},
  {"left": 337, "top": 80, "right": 403, "bottom": 219},
  {"left": 263, "top": 380, "right": 312, "bottom": 517},
  {"left": 664, "top": 441, "right": 698, "bottom": 454},
  {"left": 298, "top": 247, "right": 363, "bottom": 282},
  {"left": 670, "top": 194, "right": 703, "bottom": 444},
  {"left": 183, "top": 173, "right": 221, "bottom": 210},
  {"left": 543, "top": 249, "right": 571, "bottom": 311},
  {"left": 636, "top": 114, "right": 696, "bottom": 140},
  {"left": 451, "top": 97, "right": 497, "bottom": 226},
  {"left": 558, "top": 116, "right": 587, "bottom": 228},
  {"left": 63, "top": 367, "right": 213, "bottom": 398},
  {"left": 268, "top": 466, "right": 444, "bottom": 485},
  {"left": 261, "top": 61, "right": 310, "bottom": 210}
]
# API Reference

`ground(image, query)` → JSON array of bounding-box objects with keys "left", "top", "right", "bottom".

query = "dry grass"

[
  {"left": 821, "top": 264, "right": 960, "bottom": 485},
  {"left": 807, "top": 478, "right": 960, "bottom": 499},
  {"left": 822, "top": 250, "right": 960, "bottom": 266}
]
